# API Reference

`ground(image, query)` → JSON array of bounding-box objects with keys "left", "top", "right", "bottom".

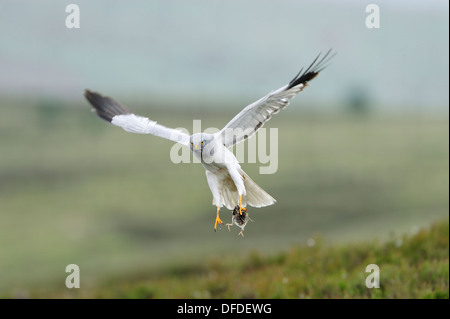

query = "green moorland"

[
  {"left": 75, "top": 220, "right": 449, "bottom": 298},
  {"left": 0, "top": 99, "right": 448, "bottom": 298}
]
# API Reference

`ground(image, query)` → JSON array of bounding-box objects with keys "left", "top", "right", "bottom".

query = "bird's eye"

[
  {"left": 201, "top": 141, "right": 205, "bottom": 145},
  {"left": 190, "top": 142, "right": 193, "bottom": 146}
]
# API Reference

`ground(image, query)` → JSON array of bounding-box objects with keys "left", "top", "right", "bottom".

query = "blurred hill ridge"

[{"left": 0, "top": 0, "right": 448, "bottom": 112}]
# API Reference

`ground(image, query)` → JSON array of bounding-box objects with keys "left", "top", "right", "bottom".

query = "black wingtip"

[
  {"left": 84, "top": 89, "right": 97, "bottom": 103},
  {"left": 84, "top": 89, "right": 131, "bottom": 122},
  {"left": 287, "top": 49, "right": 336, "bottom": 90}
]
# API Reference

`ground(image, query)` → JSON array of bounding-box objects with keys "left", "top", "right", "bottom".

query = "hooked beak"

[{"left": 194, "top": 145, "right": 198, "bottom": 150}]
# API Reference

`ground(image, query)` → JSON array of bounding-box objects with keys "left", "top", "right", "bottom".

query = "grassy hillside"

[
  {"left": 0, "top": 101, "right": 448, "bottom": 296},
  {"left": 42, "top": 220, "right": 449, "bottom": 298}
]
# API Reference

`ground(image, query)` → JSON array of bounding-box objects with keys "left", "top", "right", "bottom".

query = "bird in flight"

[{"left": 85, "top": 50, "right": 334, "bottom": 236}]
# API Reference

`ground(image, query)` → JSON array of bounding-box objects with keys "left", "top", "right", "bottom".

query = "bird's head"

[{"left": 189, "top": 133, "right": 212, "bottom": 152}]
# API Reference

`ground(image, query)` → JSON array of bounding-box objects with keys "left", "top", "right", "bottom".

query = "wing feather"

[
  {"left": 218, "top": 50, "right": 335, "bottom": 147},
  {"left": 84, "top": 90, "right": 190, "bottom": 145}
]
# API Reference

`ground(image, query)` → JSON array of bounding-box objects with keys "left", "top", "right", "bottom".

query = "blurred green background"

[{"left": 0, "top": 1, "right": 448, "bottom": 297}]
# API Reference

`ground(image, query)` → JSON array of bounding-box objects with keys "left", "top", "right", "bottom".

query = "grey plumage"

[
  {"left": 219, "top": 50, "right": 335, "bottom": 148},
  {"left": 84, "top": 51, "right": 334, "bottom": 231}
]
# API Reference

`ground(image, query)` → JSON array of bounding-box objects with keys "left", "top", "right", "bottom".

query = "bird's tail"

[
  {"left": 240, "top": 170, "right": 276, "bottom": 208},
  {"left": 216, "top": 169, "right": 276, "bottom": 210}
]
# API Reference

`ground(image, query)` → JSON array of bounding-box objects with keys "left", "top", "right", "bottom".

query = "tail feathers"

[
  {"left": 241, "top": 171, "right": 276, "bottom": 208},
  {"left": 216, "top": 170, "right": 276, "bottom": 210}
]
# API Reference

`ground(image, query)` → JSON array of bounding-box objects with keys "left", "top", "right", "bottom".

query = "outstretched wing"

[
  {"left": 84, "top": 90, "right": 190, "bottom": 145},
  {"left": 218, "top": 50, "right": 335, "bottom": 147}
]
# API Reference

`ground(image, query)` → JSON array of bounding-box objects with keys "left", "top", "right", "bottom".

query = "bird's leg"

[
  {"left": 236, "top": 214, "right": 253, "bottom": 237},
  {"left": 226, "top": 221, "right": 233, "bottom": 231},
  {"left": 214, "top": 206, "right": 223, "bottom": 231},
  {"left": 227, "top": 206, "right": 238, "bottom": 231},
  {"left": 239, "top": 195, "right": 247, "bottom": 215}
]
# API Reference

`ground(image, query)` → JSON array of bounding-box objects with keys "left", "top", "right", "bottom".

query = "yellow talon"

[
  {"left": 239, "top": 195, "right": 247, "bottom": 215},
  {"left": 214, "top": 206, "right": 223, "bottom": 231}
]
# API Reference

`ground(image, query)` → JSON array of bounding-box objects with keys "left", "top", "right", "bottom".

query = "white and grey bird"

[{"left": 84, "top": 50, "right": 334, "bottom": 234}]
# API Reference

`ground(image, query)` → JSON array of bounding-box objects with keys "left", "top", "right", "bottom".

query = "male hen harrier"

[{"left": 85, "top": 50, "right": 334, "bottom": 235}]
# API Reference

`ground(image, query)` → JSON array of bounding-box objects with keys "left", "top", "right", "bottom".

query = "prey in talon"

[{"left": 226, "top": 205, "right": 253, "bottom": 237}]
